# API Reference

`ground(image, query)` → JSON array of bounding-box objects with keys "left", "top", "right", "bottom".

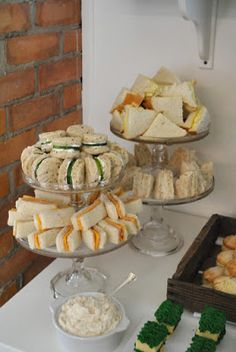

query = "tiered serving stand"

[
  {"left": 111, "top": 126, "right": 214, "bottom": 257},
  {"left": 17, "top": 169, "right": 133, "bottom": 298}
]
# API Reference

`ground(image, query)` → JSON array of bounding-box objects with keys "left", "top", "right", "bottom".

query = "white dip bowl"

[{"left": 50, "top": 292, "right": 130, "bottom": 352}]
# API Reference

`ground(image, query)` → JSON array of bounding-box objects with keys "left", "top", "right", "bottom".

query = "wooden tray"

[{"left": 167, "top": 214, "right": 236, "bottom": 322}]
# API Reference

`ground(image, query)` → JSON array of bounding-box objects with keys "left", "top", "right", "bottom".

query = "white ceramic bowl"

[{"left": 50, "top": 292, "right": 130, "bottom": 352}]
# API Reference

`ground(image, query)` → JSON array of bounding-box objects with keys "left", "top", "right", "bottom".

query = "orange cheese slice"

[
  {"left": 62, "top": 226, "right": 73, "bottom": 251},
  {"left": 92, "top": 227, "right": 100, "bottom": 250},
  {"left": 107, "top": 193, "right": 124, "bottom": 218},
  {"left": 35, "top": 214, "right": 43, "bottom": 231},
  {"left": 122, "top": 215, "right": 139, "bottom": 229},
  {"left": 34, "top": 232, "right": 42, "bottom": 249},
  {"left": 105, "top": 218, "right": 125, "bottom": 242},
  {"left": 76, "top": 199, "right": 102, "bottom": 231}
]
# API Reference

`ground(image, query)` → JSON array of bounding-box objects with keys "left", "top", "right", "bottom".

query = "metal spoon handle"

[{"left": 111, "top": 272, "right": 137, "bottom": 296}]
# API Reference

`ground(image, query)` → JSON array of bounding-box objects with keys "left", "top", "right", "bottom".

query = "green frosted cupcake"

[
  {"left": 186, "top": 335, "right": 217, "bottom": 352},
  {"left": 135, "top": 321, "right": 168, "bottom": 352},
  {"left": 154, "top": 299, "right": 184, "bottom": 334}
]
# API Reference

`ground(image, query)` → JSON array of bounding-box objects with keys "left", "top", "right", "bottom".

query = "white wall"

[{"left": 82, "top": 0, "right": 236, "bottom": 218}]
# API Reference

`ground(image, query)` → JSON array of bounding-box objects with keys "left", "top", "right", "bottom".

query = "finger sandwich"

[
  {"left": 103, "top": 152, "right": 124, "bottom": 179},
  {"left": 35, "top": 157, "right": 62, "bottom": 185},
  {"left": 144, "top": 96, "right": 183, "bottom": 125},
  {"left": 123, "top": 106, "right": 156, "bottom": 139},
  {"left": 82, "top": 225, "right": 107, "bottom": 251},
  {"left": 109, "top": 142, "right": 129, "bottom": 166},
  {"left": 183, "top": 106, "right": 210, "bottom": 133},
  {"left": 84, "top": 155, "right": 111, "bottom": 185},
  {"left": 56, "top": 225, "right": 82, "bottom": 252},
  {"left": 16, "top": 196, "right": 57, "bottom": 217},
  {"left": 160, "top": 81, "right": 197, "bottom": 111},
  {"left": 34, "top": 189, "right": 71, "bottom": 206},
  {"left": 82, "top": 133, "right": 109, "bottom": 155},
  {"left": 13, "top": 220, "right": 36, "bottom": 239},
  {"left": 66, "top": 124, "right": 94, "bottom": 138},
  {"left": 154, "top": 169, "right": 175, "bottom": 200},
  {"left": 8, "top": 208, "right": 32, "bottom": 226},
  {"left": 38, "top": 130, "right": 66, "bottom": 152},
  {"left": 50, "top": 137, "right": 81, "bottom": 159},
  {"left": 34, "top": 207, "right": 74, "bottom": 230},
  {"left": 28, "top": 228, "right": 59, "bottom": 250},
  {"left": 131, "top": 74, "right": 160, "bottom": 97},
  {"left": 122, "top": 196, "right": 143, "bottom": 214},
  {"left": 152, "top": 66, "right": 181, "bottom": 85},
  {"left": 71, "top": 158, "right": 85, "bottom": 189},
  {"left": 71, "top": 199, "right": 107, "bottom": 231},
  {"left": 103, "top": 192, "right": 126, "bottom": 220},
  {"left": 22, "top": 153, "right": 45, "bottom": 177},
  {"left": 133, "top": 172, "right": 154, "bottom": 198},
  {"left": 121, "top": 214, "right": 141, "bottom": 235},
  {"left": 31, "top": 155, "right": 50, "bottom": 180},
  {"left": 111, "top": 87, "right": 143, "bottom": 112},
  {"left": 110, "top": 110, "right": 125, "bottom": 133},
  {"left": 99, "top": 218, "right": 128, "bottom": 244}
]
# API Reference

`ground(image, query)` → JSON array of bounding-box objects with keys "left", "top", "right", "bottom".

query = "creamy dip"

[{"left": 58, "top": 294, "right": 122, "bottom": 337}]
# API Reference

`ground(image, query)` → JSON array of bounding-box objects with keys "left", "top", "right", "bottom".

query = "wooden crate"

[{"left": 167, "top": 214, "right": 236, "bottom": 322}]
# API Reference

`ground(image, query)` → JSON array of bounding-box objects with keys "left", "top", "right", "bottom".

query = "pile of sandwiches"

[
  {"left": 8, "top": 189, "right": 143, "bottom": 253},
  {"left": 120, "top": 146, "right": 213, "bottom": 200},
  {"left": 110, "top": 66, "right": 210, "bottom": 139},
  {"left": 21, "top": 124, "right": 129, "bottom": 190}
]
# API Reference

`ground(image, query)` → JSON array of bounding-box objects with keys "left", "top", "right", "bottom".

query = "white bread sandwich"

[
  {"left": 121, "top": 196, "right": 143, "bottom": 214},
  {"left": 134, "top": 143, "right": 152, "bottom": 167},
  {"left": 31, "top": 155, "right": 51, "bottom": 180},
  {"left": 84, "top": 155, "right": 111, "bottom": 185},
  {"left": 183, "top": 106, "right": 210, "bottom": 134},
  {"left": 21, "top": 152, "right": 45, "bottom": 177},
  {"left": 123, "top": 106, "right": 156, "bottom": 139},
  {"left": 99, "top": 218, "right": 128, "bottom": 244},
  {"left": 8, "top": 208, "right": 32, "bottom": 226},
  {"left": 35, "top": 157, "right": 62, "bottom": 185},
  {"left": 140, "top": 113, "right": 187, "bottom": 139},
  {"left": 16, "top": 196, "right": 57, "bottom": 217},
  {"left": 103, "top": 192, "right": 126, "bottom": 220},
  {"left": 21, "top": 145, "right": 43, "bottom": 165},
  {"left": 71, "top": 158, "right": 85, "bottom": 189},
  {"left": 131, "top": 74, "right": 160, "bottom": 97},
  {"left": 56, "top": 225, "right": 82, "bottom": 252},
  {"left": 28, "top": 228, "right": 59, "bottom": 250},
  {"left": 133, "top": 172, "right": 154, "bottom": 198},
  {"left": 34, "top": 190, "right": 71, "bottom": 206},
  {"left": 82, "top": 225, "right": 107, "bottom": 251},
  {"left": 34, "top": 207, "right": 74, "bottom": 231},
  {"left": 58, "top": 159, "right": 77, "bottom": 188},
  {"left": 160, "top": 81, "right": 197, "bottom": 111},
  {"left": 144, "top": 96, "right": 183, "bottom": 125},
  {"left": 50, "top": 137, "right": 81, "bottom": 159},
  {"left": 71, "top": 199, "right": 107, "bottom": 231},
  {"left": 66, "top": 124, "right": 94, "bottom": 138},
  {"left": 121, "top": 214, "right": 141, "bottom": 235},
  {"left": 13, "top": 220, "right": 36, "bottom": 239},
  {"left": 152, "top": 66, "right": 181, "bottom": 85},
  {"left": 38, "top": 130, "right": 66, "bottom": 152},
  {"left": 82, "top": 133, "right": 109, "bottom": 155},
  {"left": 154, "top": 169, "right": 175, "bottom": 200},
  {"left": 102, "top": 151, "right": 124, "bottom": 179},
  {"left": 111, "top": 87, "right": 143, "bottom": 112},
  {"left": 168, "top": 147, "right": 197, "bottom": 172},
  {"left": 110, "top": 110, "right": 125, "bottom": 133}
]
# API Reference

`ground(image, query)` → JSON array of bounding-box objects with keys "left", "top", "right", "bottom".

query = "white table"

[{"left": 0, "top": 210, "right": 234, "bottom": 352}]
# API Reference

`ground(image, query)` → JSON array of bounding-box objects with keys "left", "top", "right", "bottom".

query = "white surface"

[
  {"left": 82, "top": 0, "right": 236, "bottom": 218},
  {"left": 0, "top": 210, "right": 235, "bottom": 351}
]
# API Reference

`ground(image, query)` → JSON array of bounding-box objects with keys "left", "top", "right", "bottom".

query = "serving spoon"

[{"left": 110, "top": 272, "right": 137, "bottom": 296}]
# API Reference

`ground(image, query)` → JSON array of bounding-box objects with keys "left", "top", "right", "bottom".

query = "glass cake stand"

[
  {"left": 110, "top": 125, "right": 214, "bottom": 257},
  {"left": 19, "top": 169, "right": 129, "bottom": 298}
]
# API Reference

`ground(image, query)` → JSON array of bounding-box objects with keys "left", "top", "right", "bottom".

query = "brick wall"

[{"left": 0, "top": 0, "right": 82, "bottom": 306}]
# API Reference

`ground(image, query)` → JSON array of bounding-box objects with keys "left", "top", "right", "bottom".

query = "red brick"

[
  {"left": 0, "top": 172, "right": 9, "bottom": 198},
  {"left": 0, "top": 129, "right": 36, "bottom": 168},
  {"left": 42, "top": 109, "right": 82, "bottom": 132},
  {"left": 9, "top": 94, "right": 60, "bottom": 131},
  {"left": 39, "top": 56, "right": 81, "bottom": 91},
  {"left": 0, "top": 248, "right": 38, "bottom": 287},
  {"left": 0, "top": 108, "right": 6, "bottom": 135},
  {"left": 0, "top": 230, "right": 14, "bottom": 259},
  {"left": 13, "top": 162, "right": 24, "bottom": 189},
  {"left": 36, "top": 0, "right": 80, "bottom": 27},
  {"left": 0, "top": 69, "right": 35, "bottom": 105},
  {"left": 63, "top": 83, "right": 81, "bottom": 109},
  {"left": 7, "top": 33, "right": 60, "bottom": 65},
  {"left": 64, "top": 29, "right": 82, "bottom": 53},
  {"left": 0, "top": 281, "right": 18, "bottom": 307},
  {"left": 0, "top": 3, "right": 30, "bottom": 34},
  {"left": 24, "top": 256, "right": 54, "bottom": 285}
]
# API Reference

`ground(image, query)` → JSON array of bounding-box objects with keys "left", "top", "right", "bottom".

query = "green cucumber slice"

[
  {"left": 34, "top": 157, "right": 48, "bottom": 179},
  {"left": 67, "top": 159, "right": 76, "bottom": 185},
  {"left": 53, "top": 145, "right": 81, "bottom": 151},
  {"left": 82, "top": 142, "right": 107, "bottom": 147},
  {"left": 94, "top": 157, "right": 104, "bottom": 181}
]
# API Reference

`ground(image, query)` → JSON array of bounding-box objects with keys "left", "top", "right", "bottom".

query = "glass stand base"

[
  {"left": 131, "top": 220, "right": 184, "bottom": 257},
  {"left": 50, "top": 263, "right": 107, "bottom": 298}
]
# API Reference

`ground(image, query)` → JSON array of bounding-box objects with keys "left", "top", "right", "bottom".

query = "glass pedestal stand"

[
  {"left": 110, "top": 126, "right": 213, "bottom": 257},
  {"left": 19, "top": 170, "right": 129, "bottom": 297}
]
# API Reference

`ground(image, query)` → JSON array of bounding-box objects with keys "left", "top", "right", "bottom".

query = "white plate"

[{"left": 115, "top": 308, "right": 236, "bottom": 352}]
